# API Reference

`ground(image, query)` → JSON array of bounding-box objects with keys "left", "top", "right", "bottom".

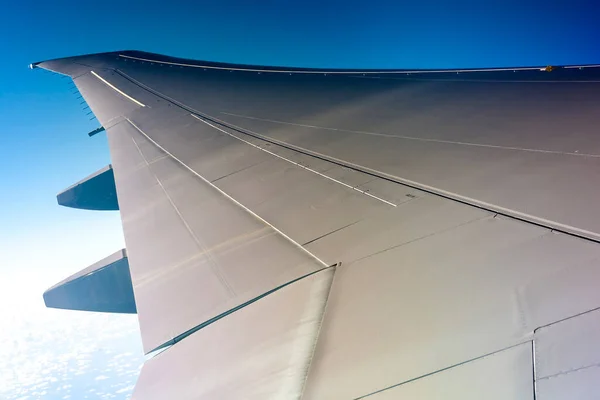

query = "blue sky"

[{"left": 0, "top": 1, "right": 599, "bottom": 399}]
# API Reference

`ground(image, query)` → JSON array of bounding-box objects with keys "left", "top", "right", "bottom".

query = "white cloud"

[
  {"left": 0, "top": 301, "right": 143, "bottom": 399},
  {"left": 115, "top": 385, "right": 135, "bottom": 394}
]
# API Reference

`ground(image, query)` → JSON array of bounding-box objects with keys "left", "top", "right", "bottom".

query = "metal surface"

[
  {"left": 363, "top": 342, "right": 533, "bottom": 400},
  {"left": 108, "top": 120, "right": 326, "bottom": 353},
  {"left": 131, "top": 268, "right": 334, "bottom": 400},
  {"left": 43, "top": 249, "right": 136, "bottom": 313},
  {"left": 534, "top": 309, "right": 600, "bottom": 400},
  {"left": 56, "top": 164, "right": 118, "bottom": 210},
  {"left": 302, "top": 216, "right": 600, "bottom": 399},
  {"left": 116, "top": 54, "right": 600, "bottom": 240},
  {"left": 34, "top": 51, "right": 600, "bottom": 399}
]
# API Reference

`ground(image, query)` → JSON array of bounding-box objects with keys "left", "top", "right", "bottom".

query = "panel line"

[
  {"left": 130, "top": 135, "right": 236, "bottom": 297},
  {"left": 221, "top": 112, "right": 600, "bottom": 158},
  {"left": 147, "top": 265, "right": 336, "bottom": 353},
  {"left": 125, "top": 118, "right": 329, "bottom": 269},
  {"left": 537, "top": 363, "right": 600, "bottom": 381},
  {"left": 190, "top": 114, "right": 397, "bottom": 207},
  {"left": 355, "top": 341, "right": 532, "bottom": 399},
  {"left": 532, "top": 340, "right": 538, "bottom": 399}
]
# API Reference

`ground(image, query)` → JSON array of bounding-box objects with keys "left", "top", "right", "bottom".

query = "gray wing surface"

[{"left": 35, "top": 51, "right": 600, "bottom": 399}]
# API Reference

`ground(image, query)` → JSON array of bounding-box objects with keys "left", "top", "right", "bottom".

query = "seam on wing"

[
  {"left": 537, "top": 363, "right": 600, "bottom": 381},
  {"left": 350, "top": 213, "right": 493, "bottom": 264},
  {"left": 220, "top": 111, "right": 600, "bottom": 158},
  {"left": 534, "top": 305, "right": 600, "bottom": 334},
  {"left": 532, "top": 340, "right": 539, "bottom": 400},
  {"left": 125, "top": 118, "right": 329, "bottom": 269},
  {"left": 191, "top": 114, "right": 397, "bottom": 207},
  {"left": 354, "top": 341, "right": 532, "bottom": 399},
  {"left": 147, "top": 265, "right": 336, "bottom": 354},
  {"left": 129, "top": 135, "right": 236, "bottom": 297}
]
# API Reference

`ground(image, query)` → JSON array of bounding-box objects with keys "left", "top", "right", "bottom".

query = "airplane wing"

[{"left": 34, "top": 51, "right": 600, "bottom": 399}]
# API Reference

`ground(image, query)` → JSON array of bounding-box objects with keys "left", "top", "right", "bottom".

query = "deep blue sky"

[{"left": 0, "top": 1, "right": 598, "bottom": 398}]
